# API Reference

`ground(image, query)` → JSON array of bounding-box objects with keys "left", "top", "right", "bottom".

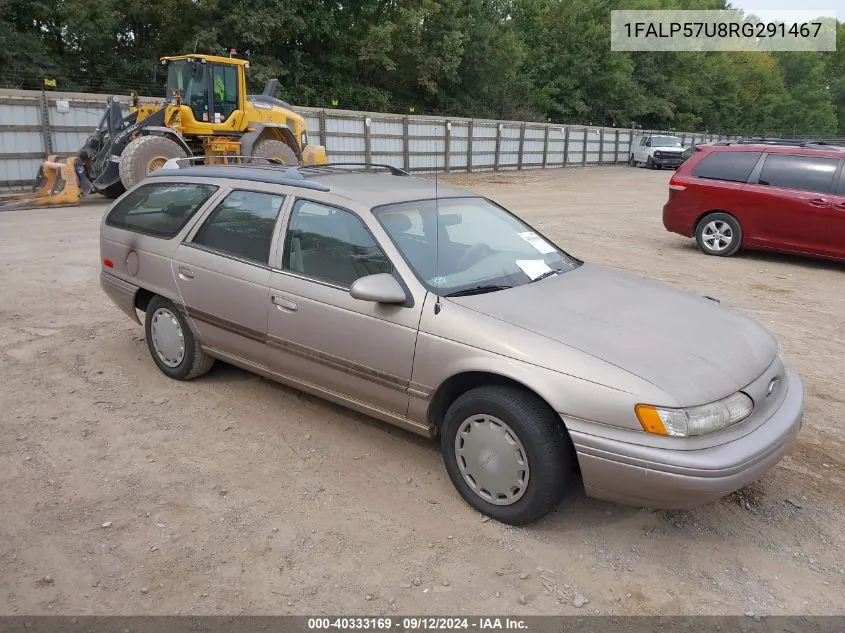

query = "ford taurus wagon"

[{"left": 100, "top": 163, "right": 804, "bottom": 525}]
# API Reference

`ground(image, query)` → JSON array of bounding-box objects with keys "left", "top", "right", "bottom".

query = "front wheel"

[
  {"left": 440, "top": 386, "right": 573, "bottom": 525},
  {"left": 695, "top": 212, "right": 743, "bottom": 257},
  {"left": 646, "top": 156, "right": 655, "bottom": 169},
  {"left": 119, "top": 135, "right": 187, "bottom": 190}
]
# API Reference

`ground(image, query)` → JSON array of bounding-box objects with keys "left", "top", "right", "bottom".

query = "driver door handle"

[
  {"left": 809, "top": 198, "right": 830, "bottom": 208},
  {"left": 178, "top": 266, "right": 194, "bottom": 279},
  {"left": 272, "top": 295, "right": 298, "bottom": 312}
]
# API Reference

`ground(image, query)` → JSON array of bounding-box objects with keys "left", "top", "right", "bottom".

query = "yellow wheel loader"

[{"left": 1, "top": 54, "right": 327, "bottom": 210}]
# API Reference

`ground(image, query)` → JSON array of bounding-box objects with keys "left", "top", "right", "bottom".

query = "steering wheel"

[{"left": 456, "top": 243, "right": 493, "bottom": 271}]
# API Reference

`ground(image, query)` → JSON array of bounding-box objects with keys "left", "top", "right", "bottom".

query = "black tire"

[
  {"left": 695, "top": 211, "right": 743, "bottom": 257},
  {"left": 251, "top": 139, "right": 298, "bottom": 165},
  {"left": 144, "top": 296, "right": 214, "bottom": 380},
  {"left": 646, "top": 156, "right": 655, "bottom": 169},
  {"left": 98, "top": 182, "right": 125, "bottom": 199},
  {"left": 629, "top": 154, "right": 636, "bottom": 167},
  {"left": 440, "top": 385, "right": 573, "bottom": 525},
  {"left": 119, "top": 135, "right": 187, "bottom": 190}
]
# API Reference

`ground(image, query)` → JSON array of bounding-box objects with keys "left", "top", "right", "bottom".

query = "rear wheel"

[
  {"left": 695, "top": 212, "right": 742, "bottom": 257},
  {"left": 251, "top": 139, "right": 298, "bottom": 165},
  {"left": 629, "top": 154, "right": 636, "bottom": 167},
  {"left": 440, "top": 386, "right": 573, "bottom": 525},
  {"left": 144, "top": 296, "right": 214, "bottom": 380},
  {"left": 119, "top": 135, "right": 187, "bottom": 190}
]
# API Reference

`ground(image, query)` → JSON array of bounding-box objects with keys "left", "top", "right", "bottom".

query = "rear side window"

[
  {"left": 192, "top": 190, "right": 285, "bottom": 265},
  {"left": 106, "top": 183, "right": 217, "bottom": 238},
  {"left": 691, "top": 151, "right": 761, "bottom": 183},
  {"left": 758, "top": 154, "right": 839, "bottom": 194}
]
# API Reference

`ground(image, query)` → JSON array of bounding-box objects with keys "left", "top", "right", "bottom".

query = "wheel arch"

[
  {"left": 427, "top": 370, "right": 562, "bottom": 435},
  {"left": 242, "top": 124, "right": 302, "bottom": 162},
  {"left": 694, "top": 209, "right": 740, "bottom": 235},
  {"left": 137, "top": 126, "right": 193, "bottom": 156}
]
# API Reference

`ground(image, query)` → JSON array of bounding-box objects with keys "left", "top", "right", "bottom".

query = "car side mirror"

[
  {"left": 645, "top": 141, "right": 652, "bottom": 147},
  {"left": 349, "top": 273, "right": 406, "bottom": 304}
]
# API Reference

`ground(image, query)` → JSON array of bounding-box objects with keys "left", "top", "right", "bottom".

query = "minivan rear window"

[
  {"left": 691, "top": 151, "right": 761, "bottom": 183},
  {"left": 106, "top": 183, "right": 218, "bottom": 238}
]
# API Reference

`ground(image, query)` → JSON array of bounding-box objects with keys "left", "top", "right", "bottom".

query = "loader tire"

[
  {"left": 251, "top": 139, "right": 298, "bottom": 165},
  {"left": 119, "top": 135, "right": 187, "bottom": 190}
]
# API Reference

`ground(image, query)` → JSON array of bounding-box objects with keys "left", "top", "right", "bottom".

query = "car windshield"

[
  {"left": 652, "top": 136, "right": 682, "bottom": 147},
  {"left": 373, "top": 197, "right": 579, "bottom": 296}
]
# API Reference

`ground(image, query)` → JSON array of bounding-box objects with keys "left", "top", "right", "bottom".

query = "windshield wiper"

[
  {"left": 530, "top": 268, "right": 563, "bottom": 283},
  {"left": 444, "top": 284, "right": 512, "bottom": 297}
]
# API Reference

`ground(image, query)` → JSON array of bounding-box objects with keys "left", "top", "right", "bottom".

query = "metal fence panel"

[{"left": 1, "top": 88, "right": 737, "bottom": 188}]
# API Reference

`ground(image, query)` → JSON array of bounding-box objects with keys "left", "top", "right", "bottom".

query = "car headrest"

[{"left": 382, "top": 214, "right": 412, "bottom": 233}]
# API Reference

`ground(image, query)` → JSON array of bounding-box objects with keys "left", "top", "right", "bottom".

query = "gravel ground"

[{"left": 1, "top": 166, "right": 843, "bottom": 616}]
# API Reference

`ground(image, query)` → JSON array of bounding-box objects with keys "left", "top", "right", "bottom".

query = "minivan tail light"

[{"left": 669, "top": 174, "right": 686, "bottom": 191}]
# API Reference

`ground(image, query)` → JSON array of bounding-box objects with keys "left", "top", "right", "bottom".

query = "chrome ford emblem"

[{"left": 767, "top": 377, "right": 781, "bottom": 397}]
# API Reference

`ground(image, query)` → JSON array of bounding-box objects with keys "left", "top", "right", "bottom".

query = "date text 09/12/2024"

[
  {"left": 623, "top": 21, "right": 824, "bottom": 39},
  {"left": 307, "top": 618, "right": 528, "bottom": 630}
]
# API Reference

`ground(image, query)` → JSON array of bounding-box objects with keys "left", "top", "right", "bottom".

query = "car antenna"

[{"left": 434, "top": 171, "right": 442, "bottom": 315}]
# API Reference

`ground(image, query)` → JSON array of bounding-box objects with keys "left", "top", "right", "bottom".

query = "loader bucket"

[{"left": 0, "top": 156, "right": 84, "bottom": 211}]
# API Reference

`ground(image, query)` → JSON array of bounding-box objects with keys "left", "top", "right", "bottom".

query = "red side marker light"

[{"left": 103, "top": 258, "right": 114, "bottom": 268}]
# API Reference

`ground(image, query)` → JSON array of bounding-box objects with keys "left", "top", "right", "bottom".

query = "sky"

[{"left": 727, "top": 0, "right": 840, "bottom": 23}]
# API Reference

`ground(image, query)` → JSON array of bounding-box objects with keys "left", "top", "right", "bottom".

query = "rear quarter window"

[
  {"left": 757, "top": 154, "right": 839, "bottom": 194},
  {"left": 691, "top": 151, "right": 762, "bottom": 183},
  {"left": 106, "top": 183, "right": 218, "bottom": 238}
]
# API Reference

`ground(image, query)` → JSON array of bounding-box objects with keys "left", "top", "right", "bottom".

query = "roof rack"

[
  {"left": 298, "top": 163, "right": 411, "bottom": 176},
  {"left": 715, "top": 138, "right": 845, "bottom": 150},
  {"left": 149, "top": 162, "right": 330, "bottom": 191}
]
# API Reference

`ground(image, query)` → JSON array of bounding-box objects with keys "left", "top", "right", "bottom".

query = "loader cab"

[{"left": 163, "top": 55, "right": 246, "bottom": 127}]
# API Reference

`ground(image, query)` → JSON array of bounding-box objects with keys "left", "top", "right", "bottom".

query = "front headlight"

[
  {"left": 654, "top": 151, "right": 663, "bottom": 158},
  {"left": 635, "top": 392, "right": 753, "bottom": 437},
  {"left": 301, "top": 131, "right": 308, "bottom": 147}
]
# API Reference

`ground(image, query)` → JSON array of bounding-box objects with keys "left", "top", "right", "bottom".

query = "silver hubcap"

[
  {"left": 702, "top": 220, "right": 733, "bottom": 252},
  {"left": 150, "top": 308, "right": 185, "bottom": 368},
  {"left": 454, "top": 415, "right": 529, "bottom": 506}
]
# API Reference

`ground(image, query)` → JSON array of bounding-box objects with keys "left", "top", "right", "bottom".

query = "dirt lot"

[{"left": 1, "top": 166, "right": 844, "bottom": 616}]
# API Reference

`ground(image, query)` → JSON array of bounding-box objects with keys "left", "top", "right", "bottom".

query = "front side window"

[
  {"left": 757, "top": 154, "right": 839, "bottom": 194},
  {"left": 374, "top": 197, "right": 579, "bottom": 297},
  {"left": 106, "top": 182, "right": 217, "bottom": 238},
  {"left": 167, "top": 60, "right": 209, "bottom": 123},
  {"left": 192, "top": 190, "right": 285, "bottom": 265},
  {"left": 692, "top": 151, "right": 762, "bottom": 183},
  {"left": 283, "top": 200, "right": 392, "bottom": 288},
  {"left": 212, "top": 64, "right": 239, "bottom": 122}
]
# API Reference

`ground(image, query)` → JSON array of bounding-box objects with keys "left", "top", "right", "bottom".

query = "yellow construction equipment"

[{"left": 2, "top": 54, "right": 327, "bottom": 210}]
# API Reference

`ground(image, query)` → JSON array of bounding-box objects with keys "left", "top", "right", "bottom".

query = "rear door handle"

[
  {"left": 178, "top": 266, "right": 194, "bottom": 279},
  {"left": 809, "top": 198, "right": 830, "bottom": 208},
  {"left": 272, "top": 295, "right": 298, "bottom": 311}
]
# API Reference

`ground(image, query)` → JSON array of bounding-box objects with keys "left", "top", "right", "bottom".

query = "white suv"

[{"left": 630, "top": 134, "right": 686, "bottom": 169}]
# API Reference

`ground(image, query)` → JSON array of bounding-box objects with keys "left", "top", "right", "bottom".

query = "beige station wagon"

[{"left": 100, "top": 163, "right": 804, "bottom": 525}]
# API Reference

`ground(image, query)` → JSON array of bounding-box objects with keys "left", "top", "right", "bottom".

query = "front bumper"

[
  {"left": 569, "top": 369, "right": 804, "bottom": 509},
  {"left": 651, "top": 155, "right": 684, "bottom": 168}
]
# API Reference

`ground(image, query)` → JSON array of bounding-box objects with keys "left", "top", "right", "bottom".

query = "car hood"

[
  {"left": 448, "top": 263, "right": 778, "bottom": 407},
  {"left": 654, "top": 147, "right": 685, "bottom": 154}
]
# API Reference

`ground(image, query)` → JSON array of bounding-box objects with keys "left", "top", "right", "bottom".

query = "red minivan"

[{"left": 663, "top": 142, "right": 845, "bottom": 262}]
